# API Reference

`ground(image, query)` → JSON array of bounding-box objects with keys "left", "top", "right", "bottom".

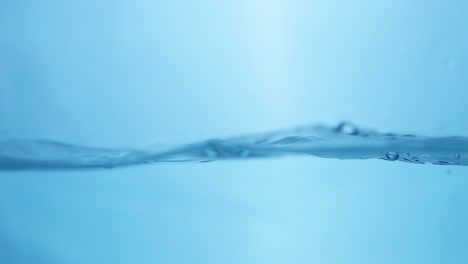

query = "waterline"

[{"left": 1, "top": 122, "right": 467, "bottom": 170}]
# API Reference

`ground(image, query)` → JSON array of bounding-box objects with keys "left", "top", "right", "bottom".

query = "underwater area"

[{"left": 1, "top": 0, "right": 467, "bottom": 263}]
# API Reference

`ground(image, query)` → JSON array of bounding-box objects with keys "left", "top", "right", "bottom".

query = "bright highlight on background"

[{"left": 0, "top": 0, "right": 467, "bottom": 264}]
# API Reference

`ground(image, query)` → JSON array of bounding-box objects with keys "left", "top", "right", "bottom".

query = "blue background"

[{"left": 1, "top": 0, "right": 467, "bottom": 263}]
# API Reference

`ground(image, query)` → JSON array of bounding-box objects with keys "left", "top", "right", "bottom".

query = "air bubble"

[
  {"left": 385, "top": 152, "right": 399, "bottom": 161},
  {"left": 334, "top": 122, "right": 359, "bottom": 135}
]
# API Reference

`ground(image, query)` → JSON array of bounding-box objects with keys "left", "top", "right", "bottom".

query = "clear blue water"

[
  {"left": 1, "top": 122, "right": 467, "bottom": 170},
  {"left": 1, "top": 1, "right": 467, "bottom": 264}
]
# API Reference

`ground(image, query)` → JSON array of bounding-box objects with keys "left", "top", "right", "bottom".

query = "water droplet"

[
  {"left": 334, "top": 122, "right": 359, "bottom": 135},
  {"left": 385, "top": 152, "right": 399, "bottom": 161},
  {"left": 454, "top": 153, "right": 461, "bottom": 160}
]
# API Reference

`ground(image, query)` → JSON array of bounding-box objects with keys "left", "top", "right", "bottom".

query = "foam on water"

[{"left": 1, "top": 122, "right": 467, "bottom": 170}]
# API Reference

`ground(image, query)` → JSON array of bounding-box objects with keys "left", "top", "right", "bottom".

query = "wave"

[{"left": 0, "top": 122, "right": 466, "bottom": 170}]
